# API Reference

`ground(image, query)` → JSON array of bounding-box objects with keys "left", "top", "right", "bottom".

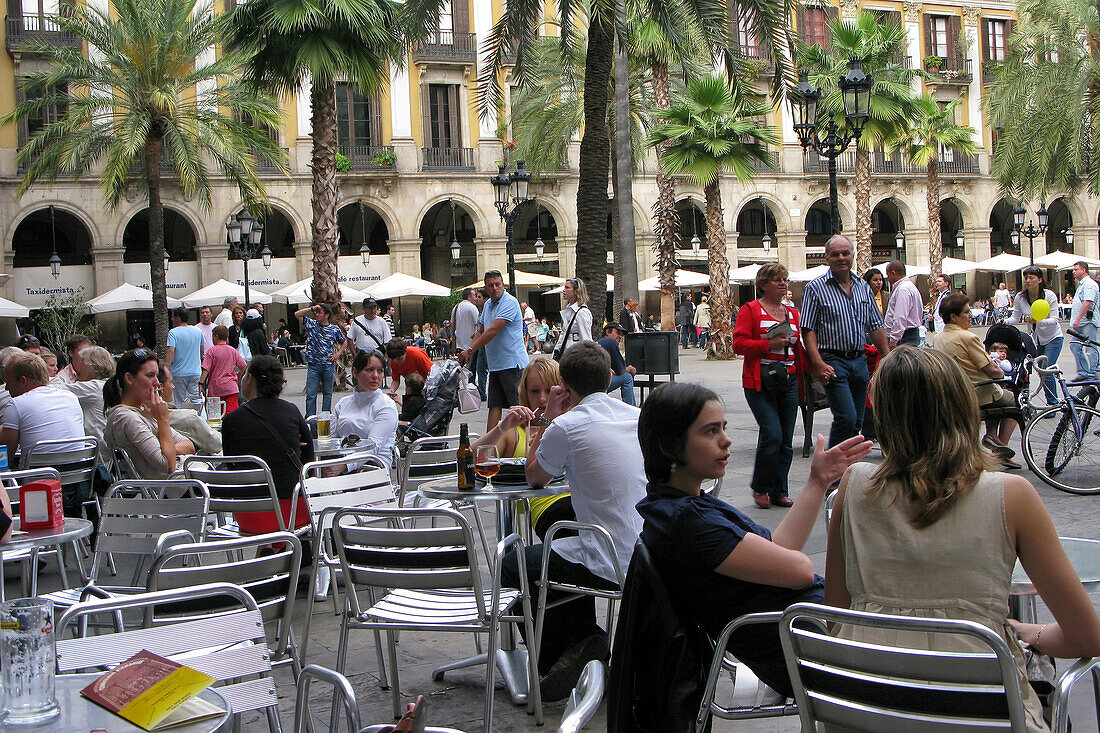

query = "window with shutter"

[
  {"left": 803, "top": 7, "right": 828, "bottom": 49},
  {"left": 425, "top": 84, "right": 460, "bottom": 149},
  {"left": 984, "top": 19, "right": 1006, "bottom": 61},
  {"left": 946, "top": 15, "right": 960, "bottom": 58},
  {"left": 926, "top": 15, "right": 949, "bottom": 57},
  {"left": 451, "top": 0, "right": 468, "bottom": 35},
  {"left": 17, "top": 81, "right": 65, "bottom": 149}
]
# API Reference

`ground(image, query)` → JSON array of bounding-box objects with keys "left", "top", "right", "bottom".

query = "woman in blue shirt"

[{"left": 636, "top": 382, "right": 870, "bottom": 696}]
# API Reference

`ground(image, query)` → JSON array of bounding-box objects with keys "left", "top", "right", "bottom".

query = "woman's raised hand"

[
  {"left": 808, "top": 434, "right": 873, "bottom": 488},
  {"left": 500, "top": 405, "right": 536, "bottom": 432},
  {"left": 144, "top": 387, "right": 171, "bottom": 423}
]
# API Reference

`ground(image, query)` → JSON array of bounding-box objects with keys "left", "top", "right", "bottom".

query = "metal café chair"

[
  {"left": 146, "top": 531, "right": 303, "bottom": 678},
  {"left": 779, "top": 602, "right": 1073, "bottom": 732},
  {"left": 289, "top": 454, "right": 397, "bottom": 661},
  {"left": 56, "top": 582, "right": 283, "bottom": 733},
  {"left": 181, "top": 454, "right": 286, "bottom": 542},
  {"left": 558, "top": 659, "right": 605, "bottom": 733},
  {"left": 331, "top": 506, "right": 537, "bottom": 732}
]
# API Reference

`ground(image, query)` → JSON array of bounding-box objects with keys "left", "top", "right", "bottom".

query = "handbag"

[
  {"left": 457, "top": 368, "right": 481, "bottom": 414},
  {"left": 552, "top": 305, "right": 587, "bottom": 361},
  {"left": 759, "top": 358, "right": 792, "bottom": 393}
]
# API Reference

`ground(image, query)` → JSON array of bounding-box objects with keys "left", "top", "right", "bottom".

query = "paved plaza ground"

[{"left": 34, "top": 329, "right": 1100, "bottom": 732}]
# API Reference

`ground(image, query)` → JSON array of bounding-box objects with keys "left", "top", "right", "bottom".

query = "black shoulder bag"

[
  {"left": 242, "top": 402, "right": 304, "bottom": 472},
  {"left": 759, "top": 314, "right": 793, "bottom": 394},
  {"left": 553, "top": 305, "right": 587, "bottom": 361}
]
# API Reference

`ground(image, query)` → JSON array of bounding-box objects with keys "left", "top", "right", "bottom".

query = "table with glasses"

[
  {"left": 1, "top": 518, "right": 94, "bottom": 599},
  {"left": 313, "top": 436, "right": 377, "bottom": 460},
  {"left": 1010, "top": 537, "right": 1100, "bottom": 622},
  {"left": 0, "top": 673, "right": 232, "bottom": 732},
  {"left": 418, "top": 475, "right": 571, "bottom": 705}
]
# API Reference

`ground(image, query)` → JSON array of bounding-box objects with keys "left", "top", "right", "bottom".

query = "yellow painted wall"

[{"left": 410, "top": 56, "right": 423, "bottom": 147}]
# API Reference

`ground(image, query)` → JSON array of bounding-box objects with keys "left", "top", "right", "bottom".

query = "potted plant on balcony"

[
  {"left": 924, "top": 55, "right": 944, "bottom": 71},
  {"left": 370, "top": 148, "right": 396, "bottom": 167},
  {"left": 335, "top": 152, "right": 351, "bottom": 172}
]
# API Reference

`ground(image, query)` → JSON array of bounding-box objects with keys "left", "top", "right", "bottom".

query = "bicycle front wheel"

[{"left": 1022, "top": 404, "right": 1100, "bottom": 495}]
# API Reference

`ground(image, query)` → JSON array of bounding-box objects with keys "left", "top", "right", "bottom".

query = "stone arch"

[
  {"left": 941, "top": 195, "right": 978, "bottom": 228},
  {"left": 335, "top": 194, "right": 399, "bottom": 244},
  {"left": 674, "top": 196, "right": 707, "bottom": 261},
  {"left": 734, "top": 197, "right": 779, "bottom": 250},
  {"left": 122, "top": 207, "right": 198, "bottom": 263},
  {"left": 939, "top": 198, "right": 967, "bottom": 257},
  {"left": 731, "top": 192, "right": 791, "bottom": 231},
  {"left": 419, "top": 199, "right": 478, "bottom": 288},
  {"left": 415, "top": 194, "right": 490, "bottom": 241},
  {"left": 114, "top": 200, "right": 205, "bottom": 252},
  {"left": 258, "top": 196, "right": 308, "bottom": 245},
  {"left": 337, "top": 201, "right": 390, "bottom": 258},
  {"left": 220, "top": 205, "right": 297, "bottom": 259},
  {"left": 988, "top": 198, "right": 1017, "bottom": 254},
  {"left": 12, "top": 206, "right": 94, "bottom": 268},
  {"left": 1045, "top": 196, "right": 1074, "bottom": 253},
  {"left": 870, "top": 194, "right": 918, "bottom": 233},
  {"left": 7, "top": 200, "right": 99, "bottom": 253}
]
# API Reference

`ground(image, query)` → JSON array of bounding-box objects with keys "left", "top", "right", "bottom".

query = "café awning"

[
  {"left": 458, "top": 270, "right": 566, "bottom": 291},
  {"left": 0, "top": 296, "right": 29, "bottom": 318},
  {"left": 365, "top": 273, "right": 451, "bottom": 300},
  {"left": 544, "top": 274, "right": 614, "bottom": 295},
  {"left": 974, "top": 253, "right": 1032, "bottom": 273},
  {"left": 638, "top": 269, "right": 711, "bottom": 291},
  {"left": 270, "top": 278, "right": 371, "bottom": 304},
  {"left": 179, "top": 279, "right": 272, "bottom": 308},
  {"left": 788, "top": 265, "right": 831, "bottom": 282},
  {"left": 1033, "top": 251, "right": 1100, "bottom": 270},
  {"left": 85, "top": 283, "right": 182, "bottom": 314}
]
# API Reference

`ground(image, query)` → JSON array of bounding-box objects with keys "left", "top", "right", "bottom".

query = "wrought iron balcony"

[
  {"left": 926, "top": 56, "right": 972, "bottom": 84},
  {"left": 412, "top": 31, "right": 477, "bottom": 64},
  {"left": 337, "top": 145, "right": 397, "bottom": 172},
  {"left": 6, "top": 6, "right": 81, "bottom": 54},
  {"left": 422, "top": 146, "right": 474, "bottom": 171}
]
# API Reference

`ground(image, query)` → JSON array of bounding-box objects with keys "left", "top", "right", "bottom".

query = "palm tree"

[
  {"left": 985, "top": 0, "right": 1100, "bottom": 199},
  {"left": 799, "top": 11, "right": 923, "bottom": 274},
  {"left": 476, "top": 0, "right": 778, "bottom": 334},
  {"left": 3, "top": 0, "right": 285, "bottom": 354},
  {"left": 890, "top": 96, "right": 976, "bottom": 292},
  {"left": 227, "top": 0, "right": 401, "bottom": 307},
  {"left": 648, "top": 75, "right": 778, "bottom": 358}
]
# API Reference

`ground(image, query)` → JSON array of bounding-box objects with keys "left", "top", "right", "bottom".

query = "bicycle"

[{"left": 1021, "top": 341, "right": 1100, "bottom": 494}]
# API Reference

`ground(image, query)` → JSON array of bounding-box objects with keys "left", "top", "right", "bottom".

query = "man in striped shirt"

[{"left": 800, "top": 235, "right": 890, "bottom": 447}]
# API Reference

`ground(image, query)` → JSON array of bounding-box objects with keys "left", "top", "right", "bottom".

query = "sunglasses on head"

[{"left": 340, "top": 434, "right": 361, "bottom": 449}]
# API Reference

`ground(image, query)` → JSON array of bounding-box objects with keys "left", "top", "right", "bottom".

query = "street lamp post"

[
  {"left": 789, "top": 60, "right": 874, "bottom": 236},
  {"left": 490, "top": 160, "right": 531, "bottom": 296},
  {"left": 226, "top": 210, "right": 273, "bottom": 306},
  {"left": 48, "top": 205, "right": 61, "bottom": 279},
  {"left": 1013, "top": 203, "right": 1048, "bottom": 265}
]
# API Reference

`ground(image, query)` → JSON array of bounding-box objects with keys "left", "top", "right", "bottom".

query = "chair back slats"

[
  {"left": 181, "top": 456, "right": 284, "bottom": 531},
  {"left": 24, "top": 438, "right": 98, "bottom": 484},
  {"left": 177, "top": 642, "right": 278, "bottom": 680},
  {"left": 294, "top": 456, "right": 395, "bottom": 535},
  {"left": 780, "top": 603, "right": 1028, "bottom": 733},
  {"left": 399, "top": 435, "right": 476, "bottom": 505},
  {"left": 213, "top": 676, "right": 281, "bottom": 718},
  {"left": 57, "top": 606, "right": 264, "bottom": 672}
]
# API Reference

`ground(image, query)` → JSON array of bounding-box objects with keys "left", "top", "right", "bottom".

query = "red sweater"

[{"left": 731, "top": 300, "right": 803, "bottom": 392}]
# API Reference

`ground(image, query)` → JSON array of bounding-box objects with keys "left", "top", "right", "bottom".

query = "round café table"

[
  {"left": 417, "top": 475, "right": 570, "bottom": 706},
  {"left": 313, "top": 436, "right": 377, "bottom": 460},
  {"left": 2, "top": 517, "right": 93, "bottom": 600},
  {"left": 1010, "top": 537, "right": 1100, "bottom": 622},
  {"left": 0, "top": 673, "right": 232, "bottom": 732}
]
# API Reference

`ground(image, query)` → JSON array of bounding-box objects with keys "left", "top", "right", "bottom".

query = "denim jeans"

[
  {"left": 821, "top": 353, "right": 869, "bottom": 447},
  {"left": 1070, "top": 322, "right": 1099, "bottom": 380},
  {"left": 1040, "top": 336, "right": 1064, "bottom": 403},
  {"left": 680, "top": 325, "right": 691, "bottom": 348},
  {"left": 744, "top": 381, "right": 798, "bottom": 498},
  {"left": 607, "top": 372, "right": 637, "bottom": 406},
  {"left": 305, "top": 362, "right": 334, "bottom": 417},
  {"left": 501, "top": 544, "right": 616, "bottom": 673},
  {"left": 172, "top": 374, "right": 203, "bottom": 411},
  {"left": 698, "top": 328, "right": 710, "bottom": 350}
]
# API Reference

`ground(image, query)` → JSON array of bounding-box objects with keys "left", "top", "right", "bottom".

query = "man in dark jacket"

[
  {"left": 242, "top": 309, "right": 270, "bottom": 358},
  {"left": 678, "top": 293, "right": 696, "bottom": 348}
]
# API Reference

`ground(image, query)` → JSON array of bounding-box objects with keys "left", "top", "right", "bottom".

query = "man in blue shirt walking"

[
  {"left": 165, "top": 307, "right": 205, "bottom": 411},
  {"left": 800, "top": 236, "right": 890, "bottom": 446},
  {"left": 295, "top": 302, "right": 347, "bottom": 417},
  {"left": 457, "top": 270, "right": 529, "bottom": 430}
]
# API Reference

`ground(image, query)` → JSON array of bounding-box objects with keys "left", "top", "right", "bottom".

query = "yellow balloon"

[{"left": 1031, "top": 299, "right": 1051, "bottom": 322}]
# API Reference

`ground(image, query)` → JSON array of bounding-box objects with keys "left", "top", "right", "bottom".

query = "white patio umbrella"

[
  {"left": 364, "top": 272, "right": 451, "bottom": 300},
  {"left": 638, "top": 269, "right": 711, "bottom": 291},
  {"left": 729, "top": 263, "right": 764, "bottom": 283},
  {"left": 270, "top": 277, "right": 371, "bottom": 304},
  {"left": 787, "top": 264, "right": 831, "bottom": 282},
  {"left": 458, "top": 270, "right": 566, "bottom": 291},
  {"left": 179, "top": 279, "right": 272, "bottom": 308},
  {"left": 904, "top": 257, "right": 981, "bottom": 278},
  {"left": 85, "top": 283, "right": 182, "bottom": 314},
  {"left": 1034, "top": 250, "right": 1100, "bottom": 270},
  {"left": 0, "top": 297, "right": 29, "bottom": 318},
  {"left": 544, "top": 274, "right": 614, "bottom": 295},
  {"left": 974, "top": 252, "right": 1033, "bottom": 273}
]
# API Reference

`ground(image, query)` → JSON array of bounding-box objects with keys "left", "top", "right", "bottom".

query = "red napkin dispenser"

[{"left": 20, "top": 479, "right": 63, "bottom": 529}]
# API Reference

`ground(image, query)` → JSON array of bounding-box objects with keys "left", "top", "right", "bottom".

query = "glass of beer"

[
  {"left": 475, "top": 445, "right": 500, "bottom": 489},
  {"left": 317, "top": 412, "right": 331, "bottom": 439}
]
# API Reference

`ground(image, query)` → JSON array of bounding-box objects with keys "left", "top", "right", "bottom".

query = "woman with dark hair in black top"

[{"left": 635, "top": 382, "right": 870, "bottom": 697}]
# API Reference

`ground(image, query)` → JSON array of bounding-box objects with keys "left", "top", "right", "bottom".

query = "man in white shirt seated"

[
  {"left": 504, "top": 341, "right": 647, "bottom": 701},
  {"left": 1, "top": 351, "right": 87, "bottom": 512}
]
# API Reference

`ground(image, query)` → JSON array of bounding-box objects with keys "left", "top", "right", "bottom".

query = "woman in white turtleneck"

[{"left": 331, "top": 349, "right": 398, "bottom": 469}]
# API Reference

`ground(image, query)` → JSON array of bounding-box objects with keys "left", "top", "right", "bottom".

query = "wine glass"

[{"left": 475, "top": 445, "right": 501, "bottom": 489}]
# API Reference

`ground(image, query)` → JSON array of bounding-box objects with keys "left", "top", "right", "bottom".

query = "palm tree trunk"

[
  {"left": 704, "top": 178, "right": 732, "bottom": 359},
  {"left": 610, "top": 116, "right": 623, "bottom": 314},
  {"left": 854, "top": 143, "right": 872, "bottom": 275},
  {"left": 310, "top": 79, "right": 341, "bottom": 307},
  {"left": 145, "top": 129, "right": 169, "bottom": 357},
  {"left": 612, "top": 4, "right": 639, "bottom": 307},
  {"left": 926, "top": 156, "right": 943, "bottom": 300},
  {"left": 575, "top": 14, "right": 614, "bottom": 337},
  {"left": 650, "top": 59, "right": 678, "bottom": 331}
]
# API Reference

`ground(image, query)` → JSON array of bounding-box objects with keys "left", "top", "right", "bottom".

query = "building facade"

[{"left": 0, "top": 0, "right": 1093, "bottom": 335}]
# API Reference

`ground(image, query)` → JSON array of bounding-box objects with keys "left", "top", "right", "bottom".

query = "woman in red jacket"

[{"left": 732, "top": 263, "right": 802, "bottom": 509}]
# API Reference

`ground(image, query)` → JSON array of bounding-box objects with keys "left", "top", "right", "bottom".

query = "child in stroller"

[{"left": 398, "top": 360, "right": 466, "bottom": 446}]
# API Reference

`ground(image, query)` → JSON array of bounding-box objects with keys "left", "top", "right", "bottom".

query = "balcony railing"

[
  {"left": 254, "top": 147, "right": 290, "bottom": 175},
  {"left": 803, "top": 150, "right": 856, "bottom": 174},
  {"left": 889, "top": 53, "right": 912, "bottom": 69},
  {"left": 6, "top": 10, "right": 81, "bottom": 53},
  {"left": 751, "top": 156, "right": 780, "bottom": 173},
  {"left": 940, "top": 154, "right": 981, "bottom": 175},
  {"left": 338, "top": 145, "right": 397, "bottom": 171},
  {"left": 412, "top": 31, "right": 477, "bottom": 63},
  {"left": 926, "top": 56, "right": 972, "bottom": 83},
  {"left": 733, "top": 45, "right": 775, "bottom": 75},
  {"left": 802, "top": 150, "right": 981, "bottom": 176},
  {"left": 422, "top": 146, "right": 475, "bottom": 171}
]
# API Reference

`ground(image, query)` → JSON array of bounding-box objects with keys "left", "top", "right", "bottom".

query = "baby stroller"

[
  {"left": 398, "top": 359, "right": 466, "bottom": 448},
  {"left": 983, "top": 323, "right": 1039, "bottom": 417}
]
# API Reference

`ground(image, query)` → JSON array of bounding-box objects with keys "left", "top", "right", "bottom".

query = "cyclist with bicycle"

[{"left": 1007, "top": 266, "right": 1063, "bottom": 405}]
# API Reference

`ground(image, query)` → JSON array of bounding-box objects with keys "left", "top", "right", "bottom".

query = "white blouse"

[{"left": 332, "top": 389, "right": 399, "bottom": 469}]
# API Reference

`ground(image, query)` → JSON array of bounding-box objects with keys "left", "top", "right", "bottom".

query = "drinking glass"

[
  {"left": 1, "top": 598, "right": 59, "bottom": 725},
  {"left": 205, "top": 396, "right": 225, "bottom": 427},
  {"left": 317, "top": 412, "right": 332, "bottom": 439},
  {"left": 475, "top": 445, "right": 500, "bottom": 490}
]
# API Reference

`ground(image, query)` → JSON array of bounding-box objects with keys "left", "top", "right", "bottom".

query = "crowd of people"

[{"left": 2, "top": 253, "right": 1098, "bottom": 725}]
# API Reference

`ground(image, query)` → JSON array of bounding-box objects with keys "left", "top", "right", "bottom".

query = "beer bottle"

[{"left": 456, "top": 423, "right": 475, "bottom": 489}]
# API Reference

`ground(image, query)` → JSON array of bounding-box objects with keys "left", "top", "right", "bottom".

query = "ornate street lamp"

[
  {"left": 163, "top": 250, "right": 170, "bottom": 275},
  {"left": 956, "top": 230, "right": 965, "bottom": 254},
  {"left": 489, "top": 160, "right": 532, "bottom": 294},
  {"left": 789, "top": 60, "right": 875, "bottom": 235},
  {"left": 48, "top": 205, "right": 61, "bottom": 279},
  {"left": 1065, "top": 228, "right": 1075, "bottom": 248},
  {"left": 449, "top": 199, "right": 460, "bottom": 261},
  {"left": 762, "top": 231, "right": 772, "bottom": 254},
  {"left": 226, "top": 209, "right": 270, "bottom": 306},
  {"left": 534, "top": 205, "right": 545, "bottom": 259},
  {"left": 895, "top": 230, "right": 905, "bottom": 249},
  {"left": 358, "top": 201, "right": 371, "bottom": 266},
  {"left": 1014, "top": 203, "right": 1048, "bottom": 265}
]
